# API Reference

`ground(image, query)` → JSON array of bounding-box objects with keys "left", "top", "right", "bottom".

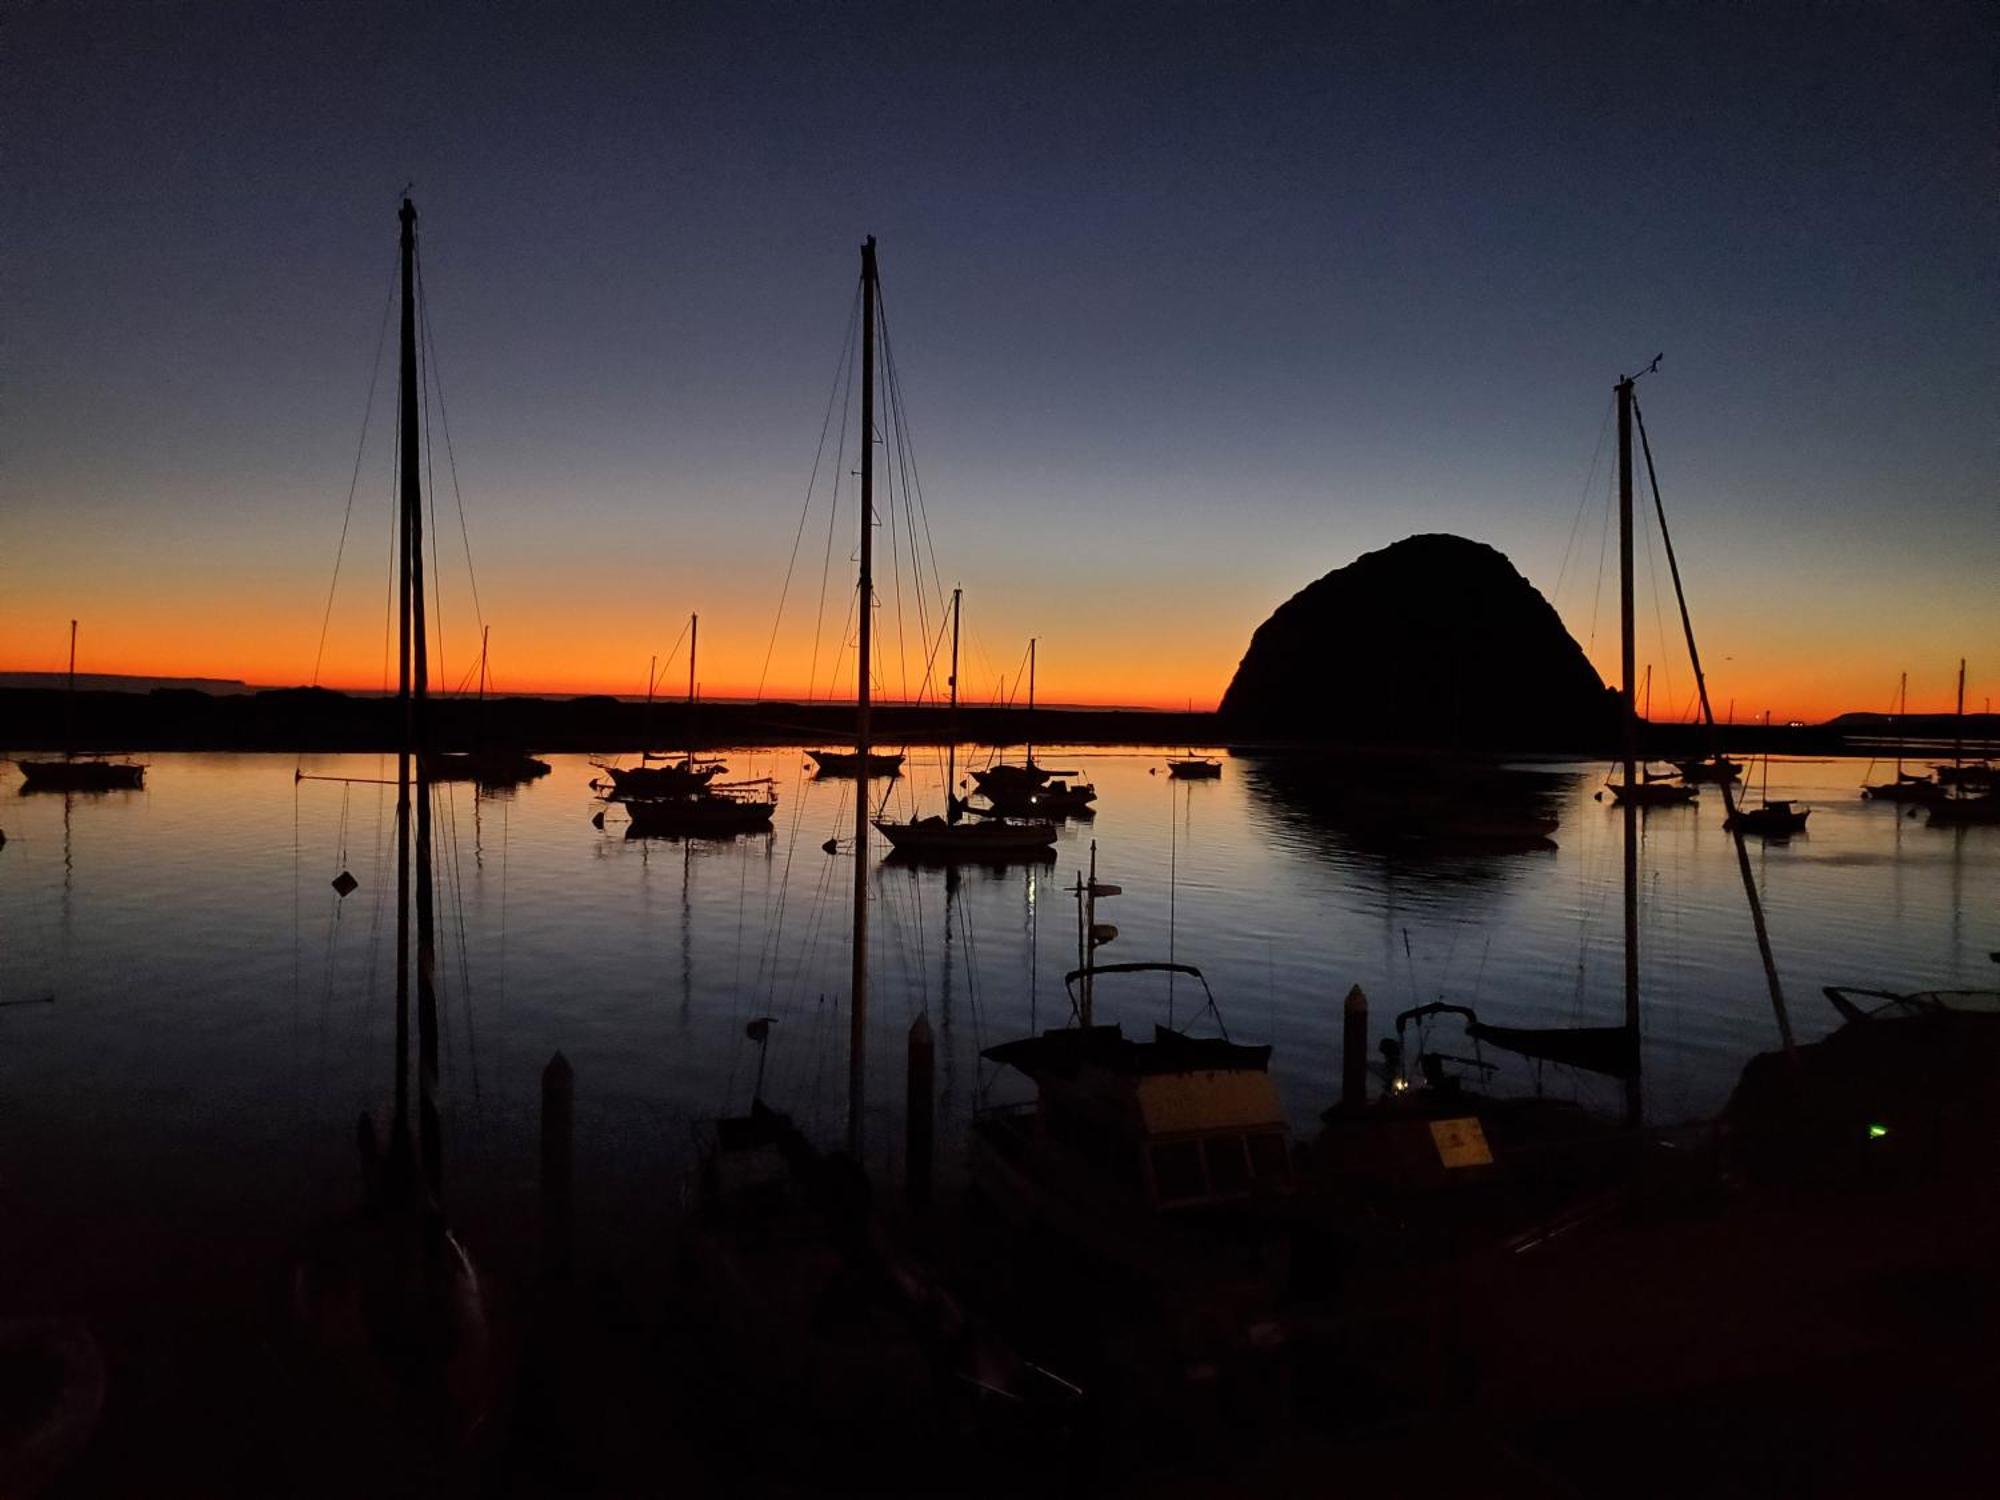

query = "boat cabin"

[{"left": 979, "top": 1023, "right": 1292, "bottom": 1212}]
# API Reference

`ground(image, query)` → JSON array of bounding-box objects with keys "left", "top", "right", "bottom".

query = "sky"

[{"left": 5, "top": 0, "right": 1995, "bottom": 718}]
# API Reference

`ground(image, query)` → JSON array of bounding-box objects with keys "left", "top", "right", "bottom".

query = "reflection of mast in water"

[
  {"left": 1026, "top": 862, "right": 1039, "bottom": 1032},
  {"left": 680, "top": 839, "right": 694, "bottom": 1024},
  {"left": 938, "top": 863, "right": 960, "bottom": 1117}
]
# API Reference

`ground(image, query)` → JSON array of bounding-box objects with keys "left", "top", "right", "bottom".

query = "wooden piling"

[
  {"left": 541, "top": 1051, "right": 574, "bottom": 1277},
  {"left": 1341, "top": 984, "right": 1369, "bottom": 1111},
  {"left": 906, "top": 1014, "right": 934, "bottom": 1210}
]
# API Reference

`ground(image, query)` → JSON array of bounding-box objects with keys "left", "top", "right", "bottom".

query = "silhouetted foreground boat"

[
  {"left": 1166, "top": 756, "right": 1222, "bottom": 779},
  {"left": 676, "top": 1099, "right": 1081, "bottom": 1472},
  {"left": 1729, "top": 977, "right": 2000, "bottom": 1187},
  {"left": 807, "top": 747, "right": 904, "bottom": 778},
  {"left": 966, "top": 852, "right": 1307, "bottom": 1416}
]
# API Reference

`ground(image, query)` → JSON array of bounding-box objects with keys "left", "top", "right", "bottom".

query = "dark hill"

[{"left": 1219, "top": 534, "right": 1616, "bottom": 749}]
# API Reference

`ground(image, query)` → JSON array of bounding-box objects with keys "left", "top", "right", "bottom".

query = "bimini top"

[{"left": 981, "top": 1023, "right": 1272, "bottom": 1081}]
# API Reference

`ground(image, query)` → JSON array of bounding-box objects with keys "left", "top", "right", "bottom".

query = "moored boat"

[
  {"left": 807, "top": 747, "right": 905, "bottom": 778},
  {"left": 14, "top": 622, "right": 146, "bottom": 793}
]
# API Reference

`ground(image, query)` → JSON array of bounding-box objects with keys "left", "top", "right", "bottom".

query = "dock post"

[
  {"left": 906, "top": 1014, "right": 934, "bottom": 1210},
  {"left": 541, "top": 1051, "right": 574, "bottom": 1278},
  {"left": 1342, "top": 985, "right": 1369, "bottom": 1111}
]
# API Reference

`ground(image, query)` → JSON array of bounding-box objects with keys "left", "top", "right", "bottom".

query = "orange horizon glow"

[
  {"left": 6, "top": 614, "right": 1995, "bottom": 725},
  {"left": 6, "top": 531, "right": 1994, "bottom": 726}
]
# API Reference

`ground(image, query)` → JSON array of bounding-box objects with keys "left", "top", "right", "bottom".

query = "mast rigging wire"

[{"left": 310, "top": 257, "right": 399, "bottom": 690}]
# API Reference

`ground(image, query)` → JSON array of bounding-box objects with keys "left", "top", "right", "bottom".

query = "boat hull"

[
  {"left": 424, "top": 750, "right": 550, "bottom": 787},
  {"left": 14, "top": 758, "right": 145, "bottom": 792},
  {"left": 874, "top": 816, "right": 1056, "bottom": 861},
  {"left": 1725, "top": 806, "right": 1811, "bottom": 836},
  {"left": 624, "top": 795, "right": 776, "bottom": 837},
  {"left": 806, "top": 749, "right": 904, "bottom": 778},
  {"left": 600, "top": 761, "right": 726, "bottom": 797}
]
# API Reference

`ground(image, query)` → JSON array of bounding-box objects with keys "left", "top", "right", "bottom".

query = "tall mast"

[
  {"left": 477, "top": 625, "right": 489, "bottom": 747},
  {"left": 1892, "top": 671, "right": 1905, "bottom": 778},
  {"left": 848, "top": 236, "right": 877, "bottom": 1158},
  {"left": 1027, "top": 637, "right": 1037, "bottom": 770},
  {"left": 392, "top": 200, "right": 417, "bottom": 1181},
  {"left": 947, "top": 586, "right": 961, "bottom": 821},
  {"left": 1952, "top": 656, "right": 1968, "bottom": 776},
  {"left": 401, "top": 198, "right": 443, "bottom": 1224},
  {"left": 644, "top": 654, "right": 656, "bottom": 754},
  {"left": 688, "top": 613, "right": 699, "bottom": 763},
  {"left": 64, "top": 619, "right": 77, "bottom": 757},
  {"left": 1615, "top": 373, "right": 1641, "bottom": 1130}
]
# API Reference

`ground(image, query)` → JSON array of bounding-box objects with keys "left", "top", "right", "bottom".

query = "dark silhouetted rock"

[{"left": 1219, "top": 534, "right": 1615, "bottom": 748}]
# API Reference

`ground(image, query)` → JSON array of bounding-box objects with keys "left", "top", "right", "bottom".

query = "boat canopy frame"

[{"left": 1061, "top": 961, "right": 1229, "bottom": 1039}]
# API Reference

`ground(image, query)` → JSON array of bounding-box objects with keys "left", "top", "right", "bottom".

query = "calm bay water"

[{"left": 2, "top": 746, "right": 1995, "bottom": 1312}]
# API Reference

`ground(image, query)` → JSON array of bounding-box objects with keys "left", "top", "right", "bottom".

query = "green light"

[{"left": 1867, "top": 1124, "right": 1889, "bottom": 1139}]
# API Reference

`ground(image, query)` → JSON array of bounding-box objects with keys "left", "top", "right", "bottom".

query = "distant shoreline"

[{"left": 3, "top": 684, "right": 1990, "bottom": 759}]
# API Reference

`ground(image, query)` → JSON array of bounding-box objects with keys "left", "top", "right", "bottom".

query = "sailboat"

[
  {"left": 968, "top": 639, "right": 1097, "bottom": 816},
  {"left": 1926, "top": 660, "right": 2000, "bottom": 825},
  {"left": 876, "top": 588, "right": 1057, "bottom": 860},
  {"left": 1725, "top": 712, "right": 1811, "bottom": 837},
  {"left": 673, "top": 239, "right": 1077, "bottom": 1472},
  {"left": 595, "top": 618, "right": 730, "bottom": 797},
  {"left": 289, "top": 196, "right": 491, "bottom": 1437},
  {"left": 596, "top": 616, "right": 775, "bottom": 834},
  {"left": 806, "top": 747, "right": 905, "bottom": 778},
  {"left": 13, "top": 622, "right": 146, "bottom": 792},
  {"left": 423, "top": 625, "right": 551, "bottom": 787},
  {"left": 1353, "top": 360, "right": 1797, "bottom": 1141},
  {"left": 1861, "top": 671, "right": 1945, "bottom": 803}
]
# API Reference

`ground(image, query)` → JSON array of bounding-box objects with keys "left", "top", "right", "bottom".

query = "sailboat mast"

[
  {"left": 849, "top": 236, "right": 877, "bottom": 1158},
  {"left": 64, "top": 619, "right": 77, "bottom": 757},
  {"left": 947, "top": 587, "right": 961, "bottom": 817},
  {"left": 688, "top": 612, "right": 698, "bottom": 762},
  {"left": 1896, "top": 671, "right": 1906, "bottom": 779},
  {"left": 1027, "top": 637, "right": 1037, "bottom": 769},
  {"left": 1615, "top": 373, "right": 1641, "bottom": 1129},
  {"left": 401, "top": 198, "right": 443, "bottom": 1219},
  {"left": 1954, "top": 658, "right": 1965, "bottom": 773},
  {"left": 393, "top": 200, "right": 417, "bottom": 1163}
]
